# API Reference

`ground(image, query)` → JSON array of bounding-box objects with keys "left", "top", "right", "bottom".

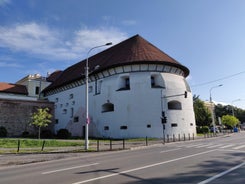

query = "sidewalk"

[{"left": 0, "top": 132, "right": 234, "bottom": 168}]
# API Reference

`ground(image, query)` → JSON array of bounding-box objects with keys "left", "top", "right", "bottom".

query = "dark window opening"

[
  {"left": 168, "top": 101, "right": 182, "bottom": 110},
  {"left": 171, "top": 123, "right": 178, "bottom": 127},
  {"left": 147, "top": 124, "right": 151, "bottom": 128},
  {"left": 120, "top": 126, "right": 128, "bottom": 130},
  {"left": 74, "top": 116, "right": 79, "bottom": 122},
  {"left": 125, "top": 78, "right": 130, "bottom": 89},
  {"left": 117, "top": 77, "right": 130, "bottom": 91},
  {"left": 151, "top": 75, "right": 165, "bottom": 88},
  {"left": 102, "top": 102, "right": 114, "bottom": 113},
  {"left": 104, "top": 126, "right": 109, "bottom": 130},
  {"left": 35, "top": 86, "right": 40, "bottom": 95}
]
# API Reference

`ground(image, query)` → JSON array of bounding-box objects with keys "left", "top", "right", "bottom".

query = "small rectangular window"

[
  {"left": 104, "top": 126, "right": 109, "bottom": 130},
  {"left": 120, "top": 126, "right": 128, "bottom": 130},
  {"left": 151, "top": 76, "right": 156, "bottom": 87},
  {"left": 171, "top": 123, "right": 178, "bottom": 127},
  {"left": 55, "top": 119, "right": 59, "bottom": 124},
  {"left": 117, "top": 76, "right": 130, "bottom": 91},
  {"left": 70, "top": 108, "right": 74, "bottom": 118},
  {"left": 125, "top": 78, "right": 130, "bottom": 89},
  {"left": 190, "top": 123, "right": 193, "bottom": 126},
  {"left": 74, "top": 116, "right": 79, "bottom": 122},
  {"left": 35, "top": 86, "right": 40, "bottom": 95},
  {"left": 147, "top": 124, "right": 151, "bottom": 128},
  {"left": 89, "top": 86, "right": 93, "bottom": 93}
]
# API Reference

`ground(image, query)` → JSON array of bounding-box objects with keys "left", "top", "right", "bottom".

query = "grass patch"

[{"left": 0, "top": 138, "right": 84, "bottom": 148}]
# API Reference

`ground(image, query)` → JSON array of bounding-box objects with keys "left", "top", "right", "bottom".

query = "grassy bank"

[{"left": 0, "top": 138, "right": 83, "bottom": 148}]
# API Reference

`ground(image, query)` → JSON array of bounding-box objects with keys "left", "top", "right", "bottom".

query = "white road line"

[
  {"left": 183, "top": 144, "right": 204, "bottom": 148},
  {"left": 160, "top": 148, "right": 181, "bottom": 153},
  {"left": 72, "top": 149, "right": 217, "bottom": 184},
  {"left": 195, "top": 144, "right": 213, "bottom": 148},
  {"left": 233, "top": 145, "right": 245, "bottom": 150},
  {"left": 207, "top": 144, "right": 223, "bottom": 148},
  {"left": 219, "top": 144, "right": 234, "bottom": 149},
  {"left": 198, "top": 162, "right": 245, "bottom": 184},
  {"left": 42, "top": 163, "right": 99, "bottom": 174}
]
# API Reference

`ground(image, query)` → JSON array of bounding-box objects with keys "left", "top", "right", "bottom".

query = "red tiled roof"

[
  {"left": 0, "top": 82, "right": 28, "bottom": 95},
  {"left": 47, "top": 70, "right": 63, "bottom": 82},
  {"left": 44, "top": 34, "right": 189, "bottom": 91}
]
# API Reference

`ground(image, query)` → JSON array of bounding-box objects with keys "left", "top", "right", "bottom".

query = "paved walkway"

[{"left": 0, "top": 133, "right": 234, "bottom": 168}]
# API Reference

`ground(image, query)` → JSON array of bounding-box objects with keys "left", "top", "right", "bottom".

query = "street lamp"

[
  {"left": 85, "top": 42, "right": 112, "bottom": 150},
  {"left": 209, "top": 84, "right": 223, "bottom": 134},
  {"left": 231, "top": 99, "right": 241, "bottom": 117}
]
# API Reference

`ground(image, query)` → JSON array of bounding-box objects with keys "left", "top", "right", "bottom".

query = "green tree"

[
  {"left": 193, "top": 95, "right": 212, "bottom": 127},
  {"left": 31, "top": 108, "right": 52, "bottom": 139},
  {"left": 221, "top": 115, "right": 239, "bottom": 129}
]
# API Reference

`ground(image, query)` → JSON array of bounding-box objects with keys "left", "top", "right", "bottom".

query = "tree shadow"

[{"left": 74, "top": 151, "right": 245, "bottom": 184}]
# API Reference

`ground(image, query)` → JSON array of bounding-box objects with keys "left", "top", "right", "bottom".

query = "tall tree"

[
  {"left": 31, "top": 108, "right": 52, "bottom": 139},
  {"left": 193, "top": 95, "right": 212, "bottom": 127},
  {"left": 222, "top": 115, "right": 239, "bottom": 128}
]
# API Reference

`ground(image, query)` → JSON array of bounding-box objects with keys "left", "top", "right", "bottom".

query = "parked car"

[{"left": 210, "top": 127, "right": 220, "bottom": 133}]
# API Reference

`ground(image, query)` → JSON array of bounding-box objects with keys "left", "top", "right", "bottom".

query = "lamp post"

[
  {"left": 209, "top": 84, "right": 223, "bottom": 134},
  {"left": 85, "top": 42, "right": 112, "bottom": 150},
  {"left": 231, "top": 99, "right": 241, "bottom": 117}
]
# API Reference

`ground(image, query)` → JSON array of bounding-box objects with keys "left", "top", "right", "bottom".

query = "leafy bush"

[
  {"left": 56, "top": 129, "right": 71, "bottom": 139},
  {"left": 22, "top": 131, "right": 30, "bottom": 138},
  {"left": 202, "top": 126, "right": 210, "bottom": 133},
  {"left": 0, "top": 126, "right": 7, "bottom": 137},
  {"left": 41, "top": 130, "right": 54, "bottom": 139},
  {"left": 196, "top": 126, "right": 209, "bottom": 134}
]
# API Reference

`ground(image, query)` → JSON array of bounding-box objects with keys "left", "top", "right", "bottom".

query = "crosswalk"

[{"left": 175, "top": 143, "right": 245, "bottom": 151}]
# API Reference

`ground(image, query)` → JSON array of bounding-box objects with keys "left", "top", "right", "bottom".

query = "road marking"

[
  {"left": 195, "top": 144, "right": 213, "bottom": 148},
  {"left": 160, "top": 148, "right": 181, "bottom": 153},
  {"left": 198, "top": 162, "right": 245, "bottom": 184},
  {"left": 218, "top": 149, "right": 245, "bottom": 153},
  {"left": 207, "top": 144, "right": 223, "bottom": 148},
  {"left": 219, "top": 144, "right": 234, "bottom": 149},
  {"left": 233, "top": 144, "right": 245, "bottom": 149},
  {"left": 72, "top": 149, "right": 217, "bottom": 184},
  {"left": 42, "top": 163, "right": 99, "bottom": 174},
  {"left": 185, "top": 143, "right": 204, "bottom": 148}
]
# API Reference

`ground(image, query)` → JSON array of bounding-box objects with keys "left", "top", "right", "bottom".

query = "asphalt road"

[{"left": 0, "top": 132, "right": 244, "bottom": 184}]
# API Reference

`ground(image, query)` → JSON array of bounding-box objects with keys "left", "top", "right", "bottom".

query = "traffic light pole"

[{"left": 161, "top": 90, "right": 188, "bottom": 144}]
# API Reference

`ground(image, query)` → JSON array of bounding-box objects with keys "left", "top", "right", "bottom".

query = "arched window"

[
  {"left": 168, "top": 101, "right": 182, "bottom": 110},
  {"left": 102, "top": 102, "right": 114, "bottom": 113}
]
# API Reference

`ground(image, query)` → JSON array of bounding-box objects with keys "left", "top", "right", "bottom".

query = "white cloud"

[
  {"left": 72, "top": 27, "right": 127, "bottom": 54},
  {"left": 0, "top": 55, "right": 21, "bottom": 68},
  {"left": 0, "top": 61, "right": 21, "bottom": 68},
  {"left": 121, "top": 20, "right": 137, "bottom": 26},
  {"left": 0, "top": 22, "right": 128, "bottom": 61}
]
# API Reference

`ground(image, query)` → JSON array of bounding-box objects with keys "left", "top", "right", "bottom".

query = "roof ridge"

[{"left": 43, "top": 35, "right": 189, "bottom": 92}]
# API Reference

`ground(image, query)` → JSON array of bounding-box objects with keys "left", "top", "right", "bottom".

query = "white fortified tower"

[{"left": 43, "top": 35, "right": 196, "bottom": 139}]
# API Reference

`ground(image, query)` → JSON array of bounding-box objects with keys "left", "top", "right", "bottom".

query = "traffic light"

[
  {"left": 184, "top": 91, "right": 187, "bottom": 98},
  {"left": 161, "top": 116, "right": 167, "bottom": 124},
  {"left": 161, "top": 111, "right": 167, "bottom": 124}
]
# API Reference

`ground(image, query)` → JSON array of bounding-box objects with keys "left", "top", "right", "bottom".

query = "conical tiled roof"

[{"left": 44, "top": 34, "right": 189, "bottom": 91}]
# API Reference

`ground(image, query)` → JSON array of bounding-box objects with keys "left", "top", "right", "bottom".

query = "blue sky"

[{"left": 1, "top": 0, "right": 245, "bottom": 109}]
